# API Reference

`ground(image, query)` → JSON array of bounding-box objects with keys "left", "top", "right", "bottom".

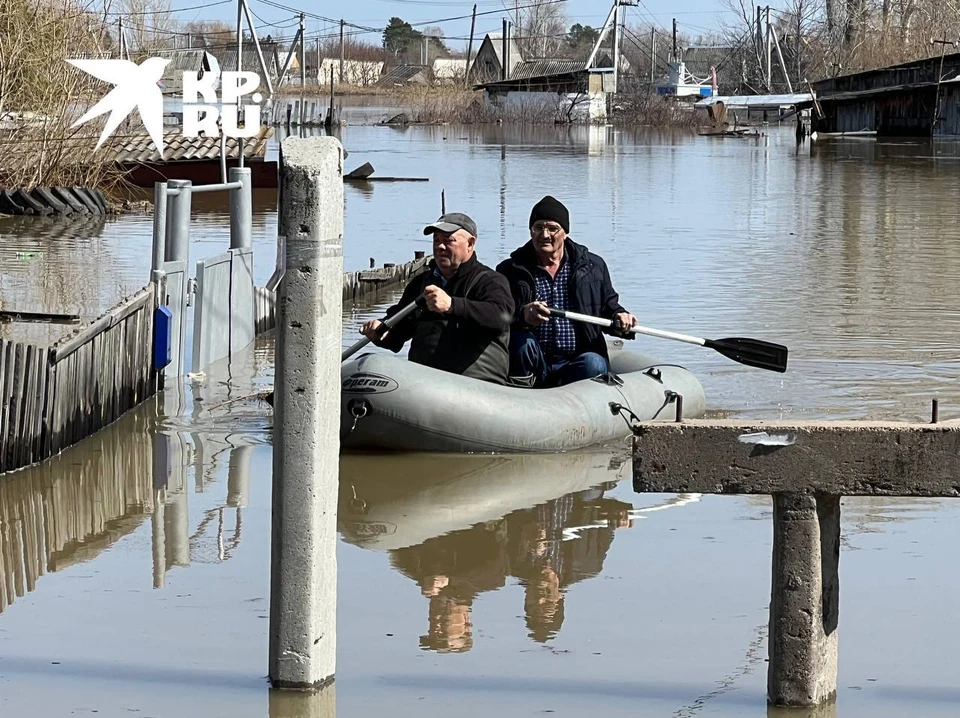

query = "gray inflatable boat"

[{"left": 340, "top": 339, "right": 706, "bottom": 453}]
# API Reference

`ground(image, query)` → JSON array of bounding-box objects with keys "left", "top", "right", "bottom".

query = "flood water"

[{"left": 3, "top": 116, "right": 960, "bottom": 716}]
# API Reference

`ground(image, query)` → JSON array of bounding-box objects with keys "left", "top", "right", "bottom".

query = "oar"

[
  {"left": 342, "top": 297, "right": 424, "bottom": 362},
  {"left": 546, "top": 308, "right": 788, "bottom": 373}
]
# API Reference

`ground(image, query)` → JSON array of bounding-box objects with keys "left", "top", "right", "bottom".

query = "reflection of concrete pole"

[
  {"left": 268, "top": 684, "right": 336, "bottom": 718},
  {"left": 152, "top": 492, "right": 166, "bottom": 589},
  {"left": 269, "top": 137, "right": 344, "bottom": 690},
  {"left": 227, "top": 445, "right": 253, "bottom": 509},
  {"left": 165, "top": 489, "right": 190, "bottom": 568}
]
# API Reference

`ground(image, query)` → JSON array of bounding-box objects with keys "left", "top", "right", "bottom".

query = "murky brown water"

[{"left": 3, "top": 120, "right": 960, "bottom": 715}]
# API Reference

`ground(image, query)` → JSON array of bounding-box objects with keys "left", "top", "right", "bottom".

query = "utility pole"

[
  {"left": 756, "top": 6, "right": 763, "bottom": 86},
  {"left": 118, "top": 17, "right": 124, "bottom": 60},
  {"left": 650, "top": 27, "right": 656, "bottom": 84},
  {"left": 765, "top": 6, "right": 773, "bottom": 92},
  {"left": 672, "top": 18, "right": 678, "bottom": 62},
  {"left": 339, "top": 19, "right": 344, "bottom": 84},
  {"left": 612, "top": 0, "right": 620, "bottom": 91},
  {"left": 465, "top": 4, "right": 477, "bottom": 88},
  {"left": 299, "top": 13, "right": 306, "bottom": 127},
  {"left": 501, "top": 18, "right": 507, "bottom": 80}
]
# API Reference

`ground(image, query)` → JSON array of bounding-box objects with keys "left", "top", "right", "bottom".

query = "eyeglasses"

[{"left": 532, "top": 222, "right": 563, "bottom": 236}]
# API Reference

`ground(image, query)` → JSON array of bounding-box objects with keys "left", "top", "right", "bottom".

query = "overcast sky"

[{"left": 163, "top": 0, "right": 743, "bottom": 50}]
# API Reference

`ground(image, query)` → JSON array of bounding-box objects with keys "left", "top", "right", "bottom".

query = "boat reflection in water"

[{"left": 339, "top": 449, "right": 698, "bottom": 653}]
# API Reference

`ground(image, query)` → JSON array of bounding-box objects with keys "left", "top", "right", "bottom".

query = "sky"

[{"left": 156, "top": 0, "right": 744, "bottom": 52}]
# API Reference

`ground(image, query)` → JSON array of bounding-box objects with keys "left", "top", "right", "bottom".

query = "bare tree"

[
  {"left": 505, "top": 0, "right": 568, "bottom": 58},
  {"left": 116, "top": 0, "right": 175, "bottom": 55}
]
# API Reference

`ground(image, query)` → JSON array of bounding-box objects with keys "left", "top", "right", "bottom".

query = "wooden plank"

[
  {"left": 51, "top": 287, "right": 152, "bottom": 364},
  {"left": 0, "top": 339, "right": 7, "bottom": 474},
  {"left": 33, "top": 352, "right": 47, "bottom": 463},
  {"left": 20, "top": 345, "right": 35, "bottom": 469},
  {"left": 8, "top": 344, "right": 25, "bottom": 473},
  {"left": 11, "top": 503, "right": 24, "bottom": 599},
  {"left": 0, "top": 310, "right": 81, "bottom": 324}
]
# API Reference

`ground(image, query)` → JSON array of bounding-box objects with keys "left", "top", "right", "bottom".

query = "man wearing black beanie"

[{"left": 495, "top": 196, "right": 638, "bottom": 388}]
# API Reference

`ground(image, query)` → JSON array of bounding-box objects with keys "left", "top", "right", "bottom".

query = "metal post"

[
  {"left": 229, "top": 167, "right": 253, "bottom": 250},
  {"left": 672, "top": 18, "right": 677, "bottom": 61},
  {"left": 237, "top": 0, "right": 245, "bottom": 168},
  {"left": 152, "top": 181, "right": 168, "bottom": 273},
  {"left": 270, "top": 136, "right": 344, "bottom": 690},
  {"left": 164, "top": 180, "right": 192, "bottom": 263}
]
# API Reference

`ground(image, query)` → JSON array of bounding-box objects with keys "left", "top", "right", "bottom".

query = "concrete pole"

[
  {"left": 612, "top": 0, "right": 619, "bottom": 92},
  {"left": 768, "top": 493, "right": 840, "bottom": 706},
  {"left": 270, "top": 136, "right": 344, "bottom": 690},
  {"left": 650, "top": 28, "right": 656, "bottom": 84},
  {"left": 765, "top": 6, "right": 773, "bottom": 92},
  {"left": 151, "top": 181, "right": 167, "bottom": 273},
  {"left": 229, "top": 167, "right": 253, "bottom": 250}
]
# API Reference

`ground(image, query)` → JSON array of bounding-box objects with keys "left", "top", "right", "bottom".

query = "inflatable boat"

[{"left": 340, "top": 339, "right": 706, "bottom": 453}]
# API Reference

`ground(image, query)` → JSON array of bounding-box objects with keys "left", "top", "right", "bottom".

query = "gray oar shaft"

[
  {"left": 342, "top": 300, "right": 420, "bottom": 361},
  {"left": 553, "top": 309, "right": 707, "bottom": 348}
]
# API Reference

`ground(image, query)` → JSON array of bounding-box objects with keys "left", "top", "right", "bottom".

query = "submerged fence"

[{"left": 0, "top": 284, "right": 158, "bottom": 475}]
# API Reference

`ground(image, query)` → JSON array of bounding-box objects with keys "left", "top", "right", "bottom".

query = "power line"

[{"left": 101, "top": 0, "right": 232, "bottom": 16}]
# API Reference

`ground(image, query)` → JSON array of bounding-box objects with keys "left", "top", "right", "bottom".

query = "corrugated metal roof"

[
  {"left": 695, "top": 93, "right": 812, "bottom": 109},
  {"left": 100, "top": 126, "right": 273, "bottom": 164},
  {"left": 508, "top": 60, "right": 586, "bottom": 80},
  {"left": 375, "top": 64, "right": 428, "bottom": 86}
]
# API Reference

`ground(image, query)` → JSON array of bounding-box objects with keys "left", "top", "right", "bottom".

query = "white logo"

[
  {"left": 68, "top": 58, "right": 170, "bottom": 152},
  {"left": 69, "top": 56, "right": 264, "bottom": 154}
]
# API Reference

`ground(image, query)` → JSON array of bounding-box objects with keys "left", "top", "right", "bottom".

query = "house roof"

[
  {"left": 509, "top": 60, "right": 587, "bottom": 80},
  {"left": 100, "top": 126, "right": 273, "bottom": 164},
  {"left": 486, "top": 31, "right": 524, "bottom": 70},
  {"left": 375, "top": 64, "right": 428, "bottom": 86}
]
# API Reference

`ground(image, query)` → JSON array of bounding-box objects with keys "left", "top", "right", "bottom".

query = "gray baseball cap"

[{"left": 422, "top": 212, "right": 478, "bottom": 238}]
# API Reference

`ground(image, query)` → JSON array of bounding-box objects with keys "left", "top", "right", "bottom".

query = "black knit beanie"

[{"left": 529, "top": 196, "right": 570, "bottom": 234}]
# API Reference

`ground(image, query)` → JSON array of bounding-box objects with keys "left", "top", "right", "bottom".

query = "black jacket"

[
  {"left": 495, "top": 238, "right": 632, "bottom": 360},
  {"left": 376, "top": 254, "right": 515, "bottom": 384}
]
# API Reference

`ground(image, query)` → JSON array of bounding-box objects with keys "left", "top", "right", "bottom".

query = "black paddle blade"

[{"left": 704, "top": 337, "right": 789, "bottom": 373}]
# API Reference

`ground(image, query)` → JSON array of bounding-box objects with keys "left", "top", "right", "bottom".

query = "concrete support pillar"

[
  {"left": 768, "top": 493, "right": 840, "bottom": 707},
  {"left": 269, "top": 136, "right": 344, "bottom": 690}
]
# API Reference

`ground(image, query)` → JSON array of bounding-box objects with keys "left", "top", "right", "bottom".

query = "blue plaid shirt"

[{"left": 532, "top": 260, "right": 576, "bottom": 356}]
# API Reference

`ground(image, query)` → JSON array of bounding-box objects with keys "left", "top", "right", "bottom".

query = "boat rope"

[{"left": 343, "top": 399, "right": 370, "bottom": 437}]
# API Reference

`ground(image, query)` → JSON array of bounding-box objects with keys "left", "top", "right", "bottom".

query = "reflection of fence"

[
  {"left": 0, "top": 284, "right": 157, "bottom": 475},
  {"left": 0, "top": 409, "right": 154, "bottom": 613}
]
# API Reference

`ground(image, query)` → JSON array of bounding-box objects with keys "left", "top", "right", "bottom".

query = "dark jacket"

[
  {"left": 376, "top": 254, "right": 515, "bottom": 384},
  {"left": 495, "top": 238, "right": 632, "bottom": 360}
]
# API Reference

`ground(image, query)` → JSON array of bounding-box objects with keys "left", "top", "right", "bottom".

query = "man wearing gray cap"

[{"left": 360, "top": 212, "right": 515, "bottom": 384}]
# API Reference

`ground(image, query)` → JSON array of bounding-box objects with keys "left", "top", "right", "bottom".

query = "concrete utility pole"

[
  {"left": 650, "top": 27, "right": 656, "bottom": 84},
  {"left": 612, "top": 0, "right": 620, "bottom": 91},
  {"left": 672, "top": 18, "right": 677, "bottom": 61},
  {"left": 299, "top": 13, "right": 306, "bottom": 126},
  {"left": 339, "top": 19, "right": 345, "bottom": 83},
  {"left": 766, "top": 6, "right": 773, "bottom": 92},
  {"left": 465, "top": 4, "right": 477, "bottom": 88},
  {"left": 269, "top": 136, "right": 344, "bottom": 691}
]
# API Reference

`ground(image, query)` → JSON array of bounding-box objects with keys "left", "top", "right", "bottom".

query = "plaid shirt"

[{"left": 533, "top": 260, "right": 576, "bottom": 356}]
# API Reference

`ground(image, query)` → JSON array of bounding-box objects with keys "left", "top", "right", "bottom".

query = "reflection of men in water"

[
  {"left": 507, "top": 484, "right": 634, "bottom": 643},
  {"left": 389, "top": 521, "right": 508, "bottom": 653},
  {"left": 388, "top": 483, "right": 634, "bottom": 651}
]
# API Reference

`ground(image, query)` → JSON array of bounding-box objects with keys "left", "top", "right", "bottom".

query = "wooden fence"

[{"left": 0, "top": 284, "right": 158, "bottom": 475}]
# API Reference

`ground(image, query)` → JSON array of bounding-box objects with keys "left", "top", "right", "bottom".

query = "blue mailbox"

[{"left": 154, "top": 305, "right": 173, "bottom": 370}]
